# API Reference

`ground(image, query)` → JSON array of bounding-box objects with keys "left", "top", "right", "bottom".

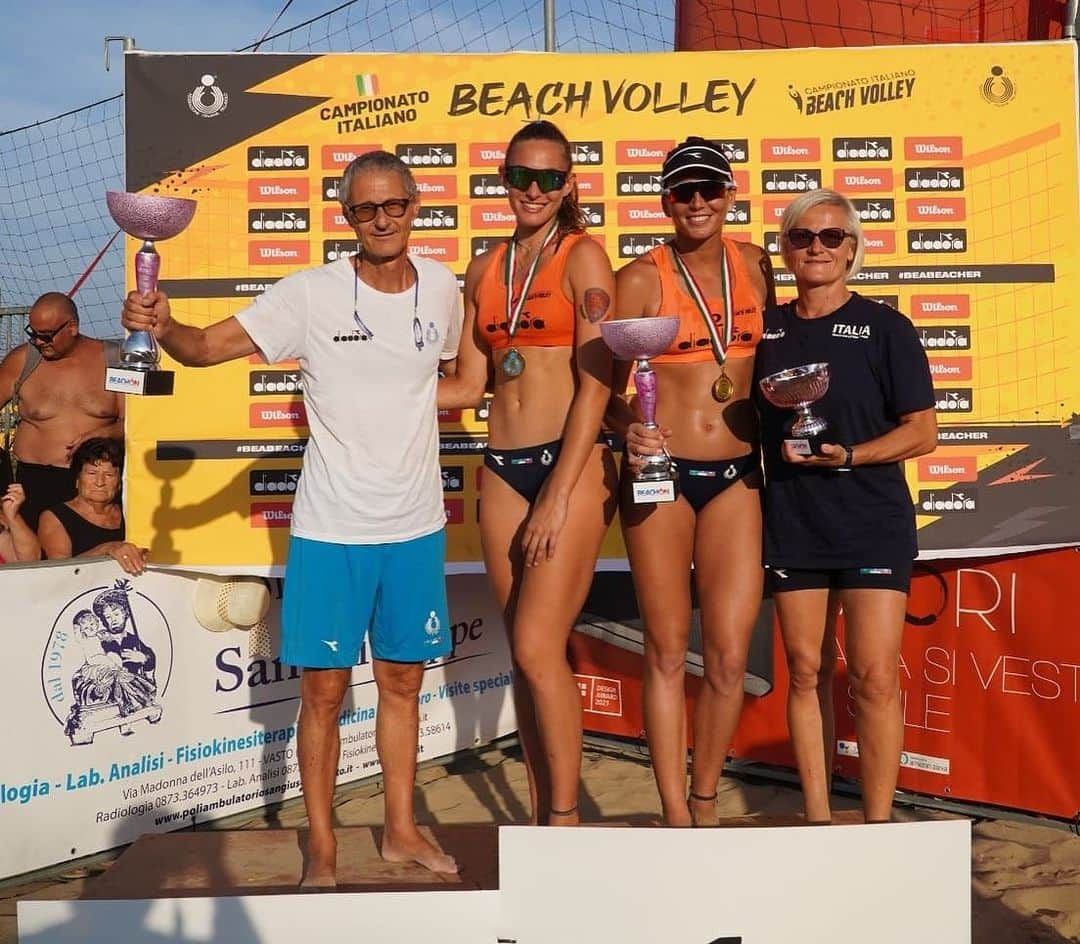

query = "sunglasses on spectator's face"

[
  {"left": 665, "top": 180, "right": 731, "bottom": 204},
  {"left": 347, "top": 198, "right": 412, "bottom": 222},
  {"left": 503, "top": 166, "right": 568, "bottom": 193},
  {"left": 25, "top": 319, "right": 72, "bottom": 343},
  {"left": 785, "top": 227, "right": 852, "bottom": 250}
]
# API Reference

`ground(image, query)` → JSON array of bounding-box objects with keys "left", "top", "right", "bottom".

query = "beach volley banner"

[
  {"left": 573, "top": 546, "right": 1080, "bottom": 820},
  {"left": 120, "top": 44, "right": 1080, "bottom": 572},
  {"left": 0, "top": 562, "right": 515, "bottom": 880}
]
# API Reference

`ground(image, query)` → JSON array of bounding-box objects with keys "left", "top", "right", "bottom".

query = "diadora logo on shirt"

[
  {"left": 761, "top": 328, "right": 785, "bottom": 340},
  {"left": 832, "top": 323, "right": 871, "bottom": 339}
]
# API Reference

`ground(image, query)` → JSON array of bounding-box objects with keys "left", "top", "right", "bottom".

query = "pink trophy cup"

[
  {"left": 600, "top": 316, "right": 680, "bottom": 504},
  {"left": 105, "top": 191, "right": 197, "bottom": 396}
]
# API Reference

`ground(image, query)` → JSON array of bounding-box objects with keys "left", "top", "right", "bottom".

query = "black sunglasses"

[
  {"left": 347, "top": 198, "right": 412, "bottom": 222},
  {"left": 665, "top": 180, "right": 731, "bottom": 204},
  {"left": 503, "top": 165, "right": 568, "bottom": 193},
  {"left": 785, "top": 227, "right": 853, "bottom": 250},
  {"left": 25, "top": 319, "right": 73, "bottom": 344}
]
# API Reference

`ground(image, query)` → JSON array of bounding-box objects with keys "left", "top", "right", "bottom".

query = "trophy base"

[
  {"left": 105, "top": 366, "right": 175, "bottom": 396},
  {"left": 631, "top": 477, "right": 678, "bottom": 504},
  {"left": 784, "top": 430, "right": 829, "bottom": 458}
]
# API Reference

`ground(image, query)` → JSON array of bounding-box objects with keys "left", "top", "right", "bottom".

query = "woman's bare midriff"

[{"left": 486, "top": 345, "right": 579, "bottom": 448}]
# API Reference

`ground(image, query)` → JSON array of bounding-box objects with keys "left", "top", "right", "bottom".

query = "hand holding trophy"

[
  {"left": 105, "top": 191, "right": 196, "bottom": 396},
  {"left": 758, "top": 362, "right": 831, "bottom": 457},
  {"left": 600, "top": 316, "right": 681, "bottom": 503}
]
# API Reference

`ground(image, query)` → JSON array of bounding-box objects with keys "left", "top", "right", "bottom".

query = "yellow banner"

[{"left": 122, "top": 44, "right": 1080, "bottom": 570}]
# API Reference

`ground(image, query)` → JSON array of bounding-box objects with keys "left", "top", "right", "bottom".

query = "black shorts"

[
  {"left": 766, "top": 560, "right": 913, "bottom": 594},
  {"left": 15, "top": 460, "right": 76, "bottom": 533}
]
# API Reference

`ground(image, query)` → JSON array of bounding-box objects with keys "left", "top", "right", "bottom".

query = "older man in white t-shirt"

[{"left": 122, "top": 151, "right": 462, "bottom": 885}]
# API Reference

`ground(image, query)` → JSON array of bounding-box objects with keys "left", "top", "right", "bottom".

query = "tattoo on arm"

[{"left": 581, "top": 288, "right": 611, "bottom": 323}]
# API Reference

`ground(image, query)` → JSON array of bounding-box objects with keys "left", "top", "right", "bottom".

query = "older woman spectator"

[
  {"left": 0, "top": 484, "right": 41, "bottom": 562},
  {"left": 38, "top": 437, "right": 147, "bottom": 575},
  {"left": 753, "top": 188, "right": 937, "bottom": 823}
]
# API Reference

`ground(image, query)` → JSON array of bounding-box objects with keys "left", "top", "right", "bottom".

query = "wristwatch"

[{"left": 840, "top": 444, "right": 855, "bottom": 469}]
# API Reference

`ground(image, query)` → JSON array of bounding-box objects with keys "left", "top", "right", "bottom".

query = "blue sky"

[{"left": 2, "top": 2, "right": 355, "bottom": 132}]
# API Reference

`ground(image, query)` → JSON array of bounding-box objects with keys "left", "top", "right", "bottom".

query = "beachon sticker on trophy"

[
  {"left": 758, "top": 362, "right": 831, "bottom": 457},
  {"left": 104, "top": 191, "right": 197, "bottom": 395},
  {"left": 600, "top": 316, "right": 681, "bottom": 503}
]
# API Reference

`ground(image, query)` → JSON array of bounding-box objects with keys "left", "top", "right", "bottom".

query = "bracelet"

[{"left": 841, "top": 444, "right": 855, "bottom": 469}]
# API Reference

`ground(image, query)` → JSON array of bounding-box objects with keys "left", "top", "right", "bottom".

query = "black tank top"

[{"left": 49, "top": 502, "right": 125, "bottom": 557}]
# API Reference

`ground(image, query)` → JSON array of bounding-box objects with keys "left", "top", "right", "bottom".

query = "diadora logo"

[
  {"left": 471, "top": 237, "right": 497, "bottom": 258},
  {"left": 617, "top": 172, "right": 662, "bottom": 195},
  {"left": 580, "top": 203, "right": 605, "bottom": 226},
  {"left": 187, "top": 74, "right": 228, "bottom": 118},
  {"left": 414, "top": 205, "right": 458, "bottom": 230},
  {"left": 616, "top": 140, "right": 675, "bottom": 164},
  {"left": 321, "top": 177, "right": 342, "bottom": 202},
  {"left": 760, "top": 139, "right": 821, "bottom": 162},
  {"left": 716, "top": 139, "right": 749, "bottom": 163},
  {"left": 397, "top": 143, "right": 457, "bottom": 167},
  {"left": 917, "top": 455, "right": 977, "bottom": 481},
  {"left": 249, "top": 402, "right": 308, "bottom": 428},
  {"left": 470, "top": 173, "right": 507, "bottom": 199},
  {"left": 570, "top": 141, "right": 604, "bottom": 164},
  {"left": 761, "top": 328, "right": 785, "bottom": 340},
  {"left": 905, "top": 167, "right": 964, "bottom": 191},
  {"left": 618, "top": 232, "right": 669, "bottom": 258},
  {"left": 764, "top": 231, "right": 781, "bottom": 255},
  {"left": 908, "top": 229, "right": 966, "bottom": 252},
  {"left": 321, "top": 144, "right": 382, "bottom": 171},
  {"left": 41, "top": 579, "right": 172, "bottom": 747},
  {"left": 248, "top": 208, "right": 309, "bottom": 233},
  {"left": 919, "top": 488, "right": 978, "bottom": 513},
  {"left": 919, "top": 326, "right": 971, "bottom": 350},
  {"left": 250, "top": 503, "right": 293, "bottom": 528},
  {"left": 852, "top": 198, "right": 894, "bottom": 222},
  {"left": 249, "top": 242, "right": 310, "bottom": 265},
  {"left": 832, "top": 323, "right": 871, "bottom": 339},
  {"left": 324, "top": 239, "right": 361, "bottom": 264},
  {"left": 250, "top": 469, "right": 300, "bottom": 495},
  {"left": 248, "top": 146, "right": 308, "bottom": 171},
  {"left": 833, "top": 137, "right": 892, "bottom": 160},
  {"left": 867, "top": 295, "right": 899, "bottom": 308},
  {"left": 905, "top": 137, "right": 963, "bottom": 160},
  {"left": 762, "top": 169, "right": 821, "bottom": 193},
  {"left": 249, "top": 370, "right": 302, "bottom": 395},
  {"left": 441, "top": 466, "right": 464, "bottom": 492},
  {"left": 832, "top": 168, "right": 893, "bottom": 192},
  {"left": 726, "top": 201, "right": 751, "bottom": 224},
  {"left": 910, "top": 295, "right": 970, "bottom": 319},
  {"left": 934, "top": 387, "right": 974, "bottom": 412},
  {"left": 249, "top": 179, "right": 311, "bottom": 203}
]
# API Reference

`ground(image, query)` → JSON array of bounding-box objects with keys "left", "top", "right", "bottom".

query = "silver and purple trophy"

[
  {"left": 758, "top": 362, "right": 831, "bottom": 456},
  {"left": 105, "top": 191, "right": 197, "bottom": 396},
  {"left": 600, "top": 316, "right": 680, "bottom": 504}
]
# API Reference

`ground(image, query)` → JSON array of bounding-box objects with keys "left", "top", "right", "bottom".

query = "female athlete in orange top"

[
  {"left": 607, "top": 137, "right": 775, "bottom": 826},
  {"left": 439, "top": 121, "right": 617, "bottom": 825}
]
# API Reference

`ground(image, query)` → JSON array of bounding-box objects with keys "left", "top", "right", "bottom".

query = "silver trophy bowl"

[
  {"left": 759, "top": 362, "right": 830, "bottom": 437},
  {"left": 599, "top": 316, "right": 680, "bottom": 361}
]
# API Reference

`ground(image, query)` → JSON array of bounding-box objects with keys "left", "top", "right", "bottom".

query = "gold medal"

[{"left": 711, "top": 372, "right": 734, "bottom": 403}]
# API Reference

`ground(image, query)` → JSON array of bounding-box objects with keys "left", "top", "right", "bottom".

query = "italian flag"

[{"left": 356, "top": 74, "right": 379, "bottom": 97}]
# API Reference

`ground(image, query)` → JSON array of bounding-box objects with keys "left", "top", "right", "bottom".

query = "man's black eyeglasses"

[
  {"left": 503, "top": 166, "right": 568, "bottom": 194},
  {"left": 25, "top": 319, "right": 73, "bottom": 343},
  {"left": 347, "top": 198, "right": 412, "bottom": 222},
  {"left": 784, "top": 227, "right": 853, "bottom": 250},
  {"left": 665, "top": 180, "right": 731, "bottom": 204}
]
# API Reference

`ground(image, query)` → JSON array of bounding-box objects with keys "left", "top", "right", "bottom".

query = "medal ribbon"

[
  {"left": 670, "top": 243, "right": 734, "bottom": 367},
  {"left": 503, "top": 220, "right": 560, "bottom": 343}
]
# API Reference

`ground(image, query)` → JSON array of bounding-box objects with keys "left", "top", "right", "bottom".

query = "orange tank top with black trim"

[
  {"left": 476, "top": 231, "right": 585, "bottom": 352},
  {"left": 647, "top": 239, "right": 764, "bottom": 364}
]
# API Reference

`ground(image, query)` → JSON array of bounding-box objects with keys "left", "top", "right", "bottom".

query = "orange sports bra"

[
  {"left": 476, "top": 231, "right": 585, "bottom": 352},
  {"left": 647, "top": 239, "right": 764, "bottom": 364}
]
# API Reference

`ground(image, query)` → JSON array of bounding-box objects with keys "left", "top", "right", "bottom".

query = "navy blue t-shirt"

[{"left": 753, "top": 293, "right": 934, "bottom": 568}]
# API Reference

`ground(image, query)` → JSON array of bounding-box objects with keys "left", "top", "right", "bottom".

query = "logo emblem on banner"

[
  {"left": 981, "top": 65, "right": 1016, "bottom": 105},
  {"left": 187, "top": 74, "right": 228, "bottom": 118},
  {"left": 40, "top": 580, "right": 173, "bottom": 747}
]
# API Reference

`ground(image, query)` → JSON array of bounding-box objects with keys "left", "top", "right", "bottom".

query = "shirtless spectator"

[{"left": 0, "top": 293, "right": 123, "bottom": 531}]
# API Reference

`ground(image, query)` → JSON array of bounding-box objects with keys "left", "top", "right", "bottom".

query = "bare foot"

[
  {"left": 300, "top": 832, "right": 337, "bottom": 888},
  {"left": 689, "top": 791, "right": 719, "bottom": 828},
  {"left": 381, "top": 829, "right": 459, "bottom": 874}
]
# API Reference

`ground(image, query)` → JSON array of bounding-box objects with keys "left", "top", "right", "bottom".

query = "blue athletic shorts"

[{"left": 281, "top": 529, "right": 452, "bottom": 668}]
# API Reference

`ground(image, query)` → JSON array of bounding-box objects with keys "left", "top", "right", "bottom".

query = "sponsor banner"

[
  {"left": 122, "top": 44, "right": 1079, "bottom": 568},
  {"left": 572, "top": 548, "right": 1080, "bottom": 820},
  {"left": 0, "top": 562, "right": 515, "bottom": 881}
]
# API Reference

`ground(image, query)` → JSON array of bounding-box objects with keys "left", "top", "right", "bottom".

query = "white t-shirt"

[{"left": 235, "top": 254, "right": 461, "bottom": 544}]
